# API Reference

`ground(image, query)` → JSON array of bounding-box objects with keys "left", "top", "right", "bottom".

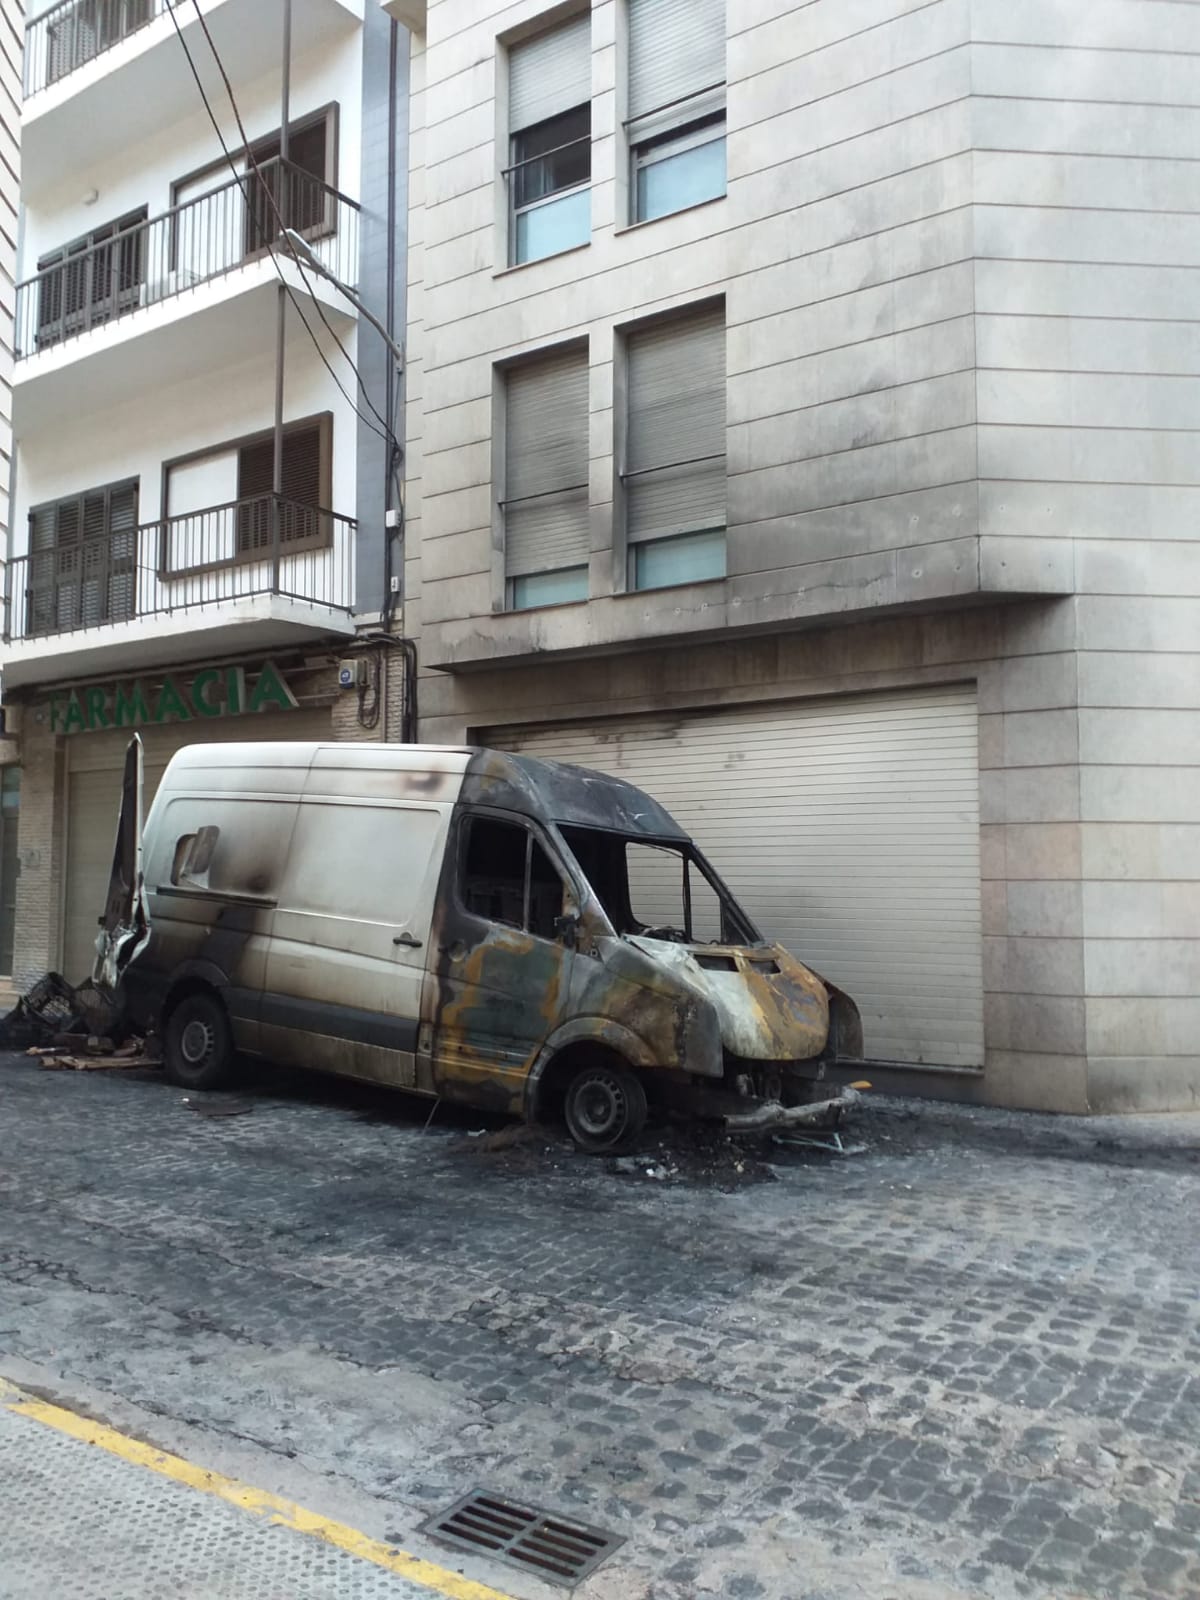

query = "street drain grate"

[{"left": 422, "top": 1489, "right": 622, "bottom": 1588}]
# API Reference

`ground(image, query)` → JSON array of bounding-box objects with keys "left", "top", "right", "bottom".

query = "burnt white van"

[{"left": 100, "top": 738, "right": 862, "bottom": 1151}]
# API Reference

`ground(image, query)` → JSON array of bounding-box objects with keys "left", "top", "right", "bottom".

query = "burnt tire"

[
  {"left": 163, "top": 990, "right": 236, "bottom": 1091},
  {"left": 563, "top": 1062, "right": 647, "bottom": 1154}
]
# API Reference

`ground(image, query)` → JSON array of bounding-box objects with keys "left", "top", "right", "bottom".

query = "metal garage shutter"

[
  {"left": 491, "top": 686, "right": 984, "bottom": 1068},
  {"left": 63, "top": 713, "right": 330, "bottom": 983}
]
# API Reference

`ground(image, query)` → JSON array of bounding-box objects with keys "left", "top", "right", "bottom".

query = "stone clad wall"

[
  {"left": 401, "top": 0, "right": 1200, "bottom": 1113},
  {"left": 969, "top": 1, "right": 1200, "bottom": 1110}
]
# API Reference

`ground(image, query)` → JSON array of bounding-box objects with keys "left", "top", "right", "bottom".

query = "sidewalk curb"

[{"left": 0, "top": 1376, "right": 517, "bottom": 1600}]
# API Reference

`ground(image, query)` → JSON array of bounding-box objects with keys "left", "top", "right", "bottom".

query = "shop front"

[{"left": 14, "top": 654, "right": 338, "bottom": 985}]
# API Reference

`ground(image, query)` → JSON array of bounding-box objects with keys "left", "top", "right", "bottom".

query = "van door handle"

[{"left": 393, "top": 932, "right": 423, "bottom": 949}]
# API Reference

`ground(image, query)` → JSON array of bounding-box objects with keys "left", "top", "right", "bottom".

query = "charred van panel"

[
  {"left": 460, "top": 749, "right": 688, "bottom": 839},
  {"left": 626, "top": 938, "right": 830, "bottom": 1061},
  {"left": 118, "top": 740, "right": 862, "bottom": 1146}
]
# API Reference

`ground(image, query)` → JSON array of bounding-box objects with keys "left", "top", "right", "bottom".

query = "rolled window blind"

[
  {"left": 510, "top": 13, "right": 591, "bottom": 134},
  {"left": 628, "top": 0, "right": 725, "bottom": 123},
  {"left": 505, "top": 348, "right": 590, "bottom": 578},
  {"left": 626, "top": 305, "right": 725, "bottom": 543}
]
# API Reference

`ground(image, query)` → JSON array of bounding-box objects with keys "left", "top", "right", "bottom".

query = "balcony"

[
  {"left": 1, "top": 495, "right": 357, "bottom": 688},
  {"left": 25, "top": 0, "right": 158, "bottom": 96},
  {"left": 22, "top": 0, "right": 364, "bottom": 193},
  {"left": 13, "top": 160, "right": 359, "bottom": 431}
]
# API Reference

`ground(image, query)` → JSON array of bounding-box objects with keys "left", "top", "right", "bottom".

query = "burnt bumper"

[{"left": 723, "top": 1086, "right": 864, "bottom": 1135}]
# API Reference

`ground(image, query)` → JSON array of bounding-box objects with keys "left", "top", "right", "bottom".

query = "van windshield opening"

[{"left": 558, "top": 827, "right": 758, "bottom": 946}]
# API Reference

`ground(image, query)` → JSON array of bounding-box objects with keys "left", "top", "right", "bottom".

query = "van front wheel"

[
  {"left": 164, "top": 991, "right": 236, "bottom": 1091},
  {"left": 563, "top": 1063, "right": 647, "bottom": 1153}
]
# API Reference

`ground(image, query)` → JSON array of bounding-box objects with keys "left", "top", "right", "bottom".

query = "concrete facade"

[{"left": 402, "top": 0, "right": 1200, "bottom": 1113}]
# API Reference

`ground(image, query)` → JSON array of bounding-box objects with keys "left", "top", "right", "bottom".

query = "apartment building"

[
  {"left": 398, "top": 0, "right": 1200, "bottom": 1114},
  {"left": 0, "top": 2, "right": 21, "bottom": 987},
  {"left": 1, "top": 0, "right": 409, "bottom": 989}
]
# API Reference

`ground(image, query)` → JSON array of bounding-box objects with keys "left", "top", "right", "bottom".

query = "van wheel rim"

[
  {"left": 180, "top": 1018, "right": 214, "bottom": 1066},
  {"left": 574, "top": 1075, "right": 625, "bottom": 1138}
]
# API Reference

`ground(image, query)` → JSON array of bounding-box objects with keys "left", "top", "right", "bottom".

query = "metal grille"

[{"left": 423, "top": 1490, "right": 622, "bottom": 1589}]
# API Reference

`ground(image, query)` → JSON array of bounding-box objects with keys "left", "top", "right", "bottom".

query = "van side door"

[
  {"left": 139, "top": 789, "right": 294, "bottom": 1054},
  {"left": 261, "top": 797, "right": 451, "bottom": 1088},
  {"left": 428, "top": 809, "right": 579, "bottom": 1114}
]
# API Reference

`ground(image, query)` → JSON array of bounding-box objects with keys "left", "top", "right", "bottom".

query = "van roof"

[
  {"left": 463, "top": 748, "right": 688, "bottom": 840},
  {"left": 159, "top": 740, "right": 688, "bottom": 840},
  {"left": 162, "top": 741, "right": 475, "bottom": 774}
]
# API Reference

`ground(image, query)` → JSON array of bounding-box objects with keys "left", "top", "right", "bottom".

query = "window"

[
  {"left": 171, "top": 827, "right": 221, "bottom": 891},
  {"left": 508, "top": 15, "right": 592, "bottom": 265},
  {"left": 170, "top": 107, "right": 338, "bottom": 281},
  {"left": 162, "top": 415, "right": 332, "bottom": 571},
  {"left": 246, "top": 114, "right": 335, "bottom": 253},
  {"left": 461, "top": 817, "right": 567, "bottom": 941},
  {"left": 45, "top": 0, "right": 153, "bottom": 86},
  {"left": 25, "top": 480, "right": 139, "bottom": 636},
  {"left": 559, "top": 826, "right": 757, "bottom": 945},
  {"left": 627, "top": 0, "right": 726, "bottom": 223},
  {"left": 623, "top": 304, "right": 726, "bottom": 590},
  {"left": 236, "top": 417, "right": 331, "bottom": 556},
  {"left": 36, "top": 210, "right": 148, "bottom": 350},
  {"left": 626, "top": 842, "right": 721, "bottom": 942},
  {"left": 503, "top": 348, "right": 590, "bottom": 608}
]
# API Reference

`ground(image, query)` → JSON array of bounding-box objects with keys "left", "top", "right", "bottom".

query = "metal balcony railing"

[
  {"left": 3, "top": 496, "right": 356, "bottom": 643},
  {"left": 25, "top": 0, "right": 163, "bottom": 97},
  {"left": 14, "top": 158, "right": 360, "bottom": 359}
]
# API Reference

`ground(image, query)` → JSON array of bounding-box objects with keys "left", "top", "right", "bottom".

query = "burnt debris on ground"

[
  {"left": 1, "top": 972, "right": 122, "bottom": 1050},
  {"left": 445, "top": 1117, "right": 786, "bottom": 1190},
  {"left": 0, "top": 970, "right": 160, "bottom": 1071}
]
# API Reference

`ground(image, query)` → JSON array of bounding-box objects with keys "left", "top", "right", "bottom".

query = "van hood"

[{"left": 625, "top": 936, "right": 829, "bottom": 1061}]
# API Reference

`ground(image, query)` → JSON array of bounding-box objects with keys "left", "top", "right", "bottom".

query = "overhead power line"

[
  {"left": 163, "top": 0, "right": 397, "bottom": 452},
  {"left": 184, "top": 0, "right": 397, "bottom": 447}
]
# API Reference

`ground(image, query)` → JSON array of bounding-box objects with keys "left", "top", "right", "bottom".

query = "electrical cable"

[
  {"left": 183, "top": 0, "right": 399, "bottom": 451},
  {"left": 165, "top": 0, "right": 418, "bottom": 740},
  {"left": 162, "top": 0, "right": 394, "bottom": 451}
]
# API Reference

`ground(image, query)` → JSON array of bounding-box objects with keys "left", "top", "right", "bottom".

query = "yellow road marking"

[{"left": 0, "top": 1377, "right": 516, "bottom": 1600}]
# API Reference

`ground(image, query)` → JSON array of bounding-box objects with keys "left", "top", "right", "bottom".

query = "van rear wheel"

[
  {"left": 164, "top": 991, "right": 235, "bottom": 1091},
  {"left": 563, "top": 1062, "right": 647, "bottom": 1153}
]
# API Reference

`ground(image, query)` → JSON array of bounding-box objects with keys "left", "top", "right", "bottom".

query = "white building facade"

[
  {"left": 397, "top": 0, "right": 1200, "bottom": 1114},
  {"left": 3, "top": 0, "right": 409, "bottom": 989},
  {"left": 0, "top": 1, "right": 22, "bottom": 986}
]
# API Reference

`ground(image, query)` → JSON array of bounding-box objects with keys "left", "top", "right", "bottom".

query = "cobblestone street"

[{"left": 1, "top": 1054, "right": 1198, "bottom": 1599}]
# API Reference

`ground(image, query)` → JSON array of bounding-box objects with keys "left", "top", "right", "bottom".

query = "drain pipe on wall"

[{"left": 380, "top": 17, "right": 418, "bottom": 745}]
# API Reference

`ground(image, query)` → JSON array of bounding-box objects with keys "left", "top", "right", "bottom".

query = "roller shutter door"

[
  {"left": 63, "top": 712, "right": 330, "bottom": 983},
  {"left": 492, "top": 686, "right": 984, "bottom": 1067}
]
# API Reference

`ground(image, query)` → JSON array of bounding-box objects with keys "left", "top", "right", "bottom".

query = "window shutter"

[
  {"left": 626, "top": 305, "right": 726, "bottom": 543},
  {"left": 238, "top": 437, "right": 275, "bottom": 553},
  {"left": 509, "top": 13, "right": 591, "bottom": 134},
  {"left": 628, "top": 0, "right": 725, "bottom": 123},
  {"left": 56, "top": 498, "right": 82, "bottom": 547},
  {"left": 238, "top": 423, "right": 324, "bottom": 551},
  {"left": 107, "top": 485, "right": 138, "bottom": 622},
  {"left": 27, "top": 507, "right": 58, "bottom": 635},
  {"left": 505, "top": 348, "right": 590, "bottom": 579},
  {"left": 29, "top": 504, "right": 57, "bottom": 554},
  {"left": 282, "top": 427, "right": 322, "bottom": 508},
  {"left": 238, "top": 438, "right": 274, "bottom": 501}
]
